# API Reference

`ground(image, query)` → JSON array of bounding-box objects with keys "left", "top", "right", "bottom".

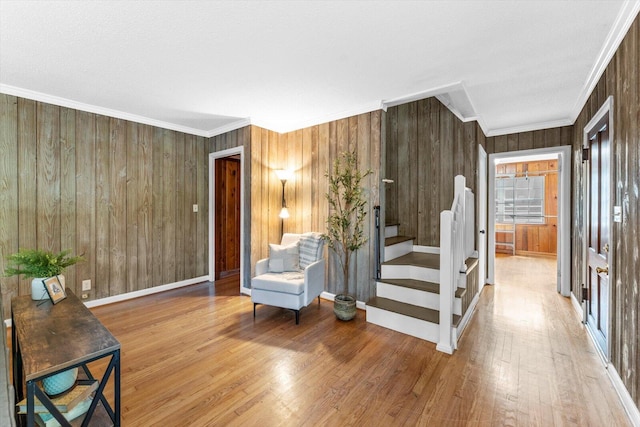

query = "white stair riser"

[
  {"left": 377, "top": 282, "right": 439, "bottom": 310},
  {"left": 385, "top": 225, "right": 398, "bottom": 238},
  {"left": 381, "top": 265, "right": 439, "bottom": 283},
  {"left": 376, "top": 282, "right": 462, "bottom": 315},
  {"left": 366, "top": 306, "right": 439, "bottom": 343},
  {"left": 384, "top": 240, "right": 413, "bottom": 261}
]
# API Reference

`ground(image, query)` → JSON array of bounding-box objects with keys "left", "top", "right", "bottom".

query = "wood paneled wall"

[
  {"left": 571, "top": 14, "right": 640, "bottom": 408},
  {"left": 495, "top": 160, "right": 558, "bottom": 255},
  {"left": 244, "top": 113, "right": 382, "bottom": 302},
  {"left": 486, "top": 126, "right": 572, "bottom": 154},
  {"left": 385, "top": 97, "right": 484, "bottom": 247},
  {"left": 0, "top": 94, "right": 210, "bottom": 315}
]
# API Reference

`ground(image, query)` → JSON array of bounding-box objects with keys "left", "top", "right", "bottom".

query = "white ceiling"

[{"left": 1, "top": 1, "right": 638, "bottom": 137}]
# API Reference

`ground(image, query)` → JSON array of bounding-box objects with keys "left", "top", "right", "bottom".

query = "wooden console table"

[{"left": 11, "top": 289, "right": 120, "bottom": 426}]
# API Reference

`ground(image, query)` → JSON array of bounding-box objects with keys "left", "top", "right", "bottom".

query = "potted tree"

[
  {"left": 4, "top": 248, "right": 83, "bottom": 301},
  {"left": 323, "top": 150, "right": 371, "bottom": 321}
]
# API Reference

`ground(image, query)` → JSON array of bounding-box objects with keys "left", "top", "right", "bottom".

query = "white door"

[{"left": 478, "top": 145, "right": 487, "bottom": 290}]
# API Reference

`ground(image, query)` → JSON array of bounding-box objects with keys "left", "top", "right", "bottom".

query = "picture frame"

[{"left": 43, "top": 276, "right": 67, "bottom": 304}]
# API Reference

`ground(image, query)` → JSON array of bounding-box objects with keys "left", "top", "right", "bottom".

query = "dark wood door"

[
  {"left": 215, "top": 157, "right": 241, "bottom": 280},
  {"left": 586, "top": 117, "right": 610, "bottom": 356}
]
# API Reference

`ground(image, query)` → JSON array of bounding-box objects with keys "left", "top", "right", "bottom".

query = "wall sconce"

[{"left": 275, "top": 169, "right": 293, "bottom": 234}]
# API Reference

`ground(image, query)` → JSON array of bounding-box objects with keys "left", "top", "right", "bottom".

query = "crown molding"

[
  {"left": 206, "top": 118, "right": 252, "bottom": 137},
  {"left": 569, "top": 0, "right": 640, "bottom": 122},
  {"left": 0, "top": 84, "right": 214, "bottom": 137},
  {"left": 382, "top": 82, "right": 464, "bottom": 109},
  {"left": 484, "top": 117, "right": 574, "bottom": 137}
]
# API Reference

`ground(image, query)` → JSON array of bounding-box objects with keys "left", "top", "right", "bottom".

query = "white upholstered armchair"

[{"left": 251, "top": 233, "right": 325, "bottom": 324}]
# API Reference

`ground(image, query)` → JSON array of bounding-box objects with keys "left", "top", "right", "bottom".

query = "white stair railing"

[{"left": 437, "top": 175, "right": 470, "bottom": 354}]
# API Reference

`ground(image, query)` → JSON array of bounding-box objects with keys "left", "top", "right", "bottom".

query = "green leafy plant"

[
  {"left": 322, "top": 150, "right": 372, "bottom": 297},
  {"left": 4, "top": 249, "right": 83, "bottom": 279}
]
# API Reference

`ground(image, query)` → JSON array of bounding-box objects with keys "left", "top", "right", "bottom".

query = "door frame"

[
  {"left": 209, "top": 146, "right": 247, "bottom": 294},
  {"left": 487, "top": 145, "right": 571, "bottom": 296},
  {"left": 478, "top": 144, "right": 488, "bottom": 292},
  {"left": 582, "top": 96, "right": 614, "bottom": 360}
]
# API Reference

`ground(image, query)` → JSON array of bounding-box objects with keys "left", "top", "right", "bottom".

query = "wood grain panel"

[
  {"left": 95, "top": 115, "right": 110, "bottom": 297},
  {"left": 126, "top": 121, "right": 139, "bottom": 293},
  {"left": 109, "top": 118, "right": 127, "bottom": 296},
  {"left": 17, "top": 98, "right": 37, "bottom": 296},
  {"left": 60, "top": 107, "right": 77, "bottom": 294},
  {"left": 386, "top": 98, "right": 481, "bottom": 247},
  {"left": 36, "top": 102, "right": 61, "bottom": 252},
  {"left": 75, "top": 111, "right": 97, "bottom": 303},
  {"left": 0, "top": 97, "right": 211, "bottom": 315},
  {"left": 570, "top": 14, "right": 640, "bottom": 408},
  {"left": 137, "top": 124, "right": 154, "bottom": 290},
  {"left": 0, "top": 95, "right": 19, "bottom": 305},
  {"left": 162, "top": 130, "right": 177, "bottom": 284},
  {"left": 486, "top": 126, "right": 572, "bottom": 155}
]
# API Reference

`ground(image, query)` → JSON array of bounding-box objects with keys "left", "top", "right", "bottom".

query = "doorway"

[
  {"left": 488, "top": 146, "right": 571, "bottom": 296},
  {"left": 583, "top": 96, "right": 614, "bottom": 359},
  {"left": 214, "top": 156, "right": 241, "bottom": 280},
  {"left": 209, "top": 146, "right": 246, "bottom": 294}
]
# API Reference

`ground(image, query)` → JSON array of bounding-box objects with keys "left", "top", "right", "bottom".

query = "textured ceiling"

[{"left": 1, "top": 1, "right": 638, "bottom": 137}]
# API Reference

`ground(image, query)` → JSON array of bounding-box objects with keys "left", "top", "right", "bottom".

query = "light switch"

[
  {"left": 613, "top": 205, "right": 622, "bottom": 223},
  {"left": 193, "top": 204, "right": 198, "bottom": 213}
]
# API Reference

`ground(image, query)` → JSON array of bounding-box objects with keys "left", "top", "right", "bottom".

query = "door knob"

[{"left": 596, "top": 266, "right": 609, "bottom": 275}]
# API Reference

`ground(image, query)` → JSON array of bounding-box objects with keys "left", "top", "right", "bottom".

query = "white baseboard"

[
  {"left": 570, "top": 292, "right": 583, "bottom": 319},
  {"left": 577, "top": 292, "right": 639, "bottom": 426},
  {"left": 83, "top": 275, "right": 210, "bottom": 308},
  {"left": 606, "top": 363, "right": 640, "bottom": 426},
  {"left": 5, "top": 275, "right": 210, "bottom": 328}
]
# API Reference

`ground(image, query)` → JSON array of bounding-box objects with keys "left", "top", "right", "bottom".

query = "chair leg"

[
  {"left": 253, "top": 303, "right": 258, "bottom": 318},
  {"left": 295, "top": 310, "right": 300, "bottom": 325},
  {"left": 317, "top": 295, "right": 320, "bottom": 306}
]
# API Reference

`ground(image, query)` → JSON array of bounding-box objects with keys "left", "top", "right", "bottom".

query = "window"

[{"left": 495, "top": 175, "right": 545, "bottom": 224}]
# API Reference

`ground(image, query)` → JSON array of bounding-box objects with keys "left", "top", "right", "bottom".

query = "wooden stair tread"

[
  {"left": 379, "top": 278, "right": 466, "bottom": 298},
  {"left": 382, "top": 252, "right": 439, "bottom": 269},
  {"left": 367, "top": 297, "right": 461, "bottom": 325},
  {"left": 367, "top": 297, "right": 439, "bottom": 323},
  {"left": 385, "top": 235, "right": 414, "bottom": 246}
]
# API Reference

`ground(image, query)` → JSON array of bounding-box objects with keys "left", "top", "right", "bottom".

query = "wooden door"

[
  {"left": 214, "top": 157, "right": 241, "bottom": 280},
  {"left": 586, "top": 116, "right": 610, "bottom": 357}
]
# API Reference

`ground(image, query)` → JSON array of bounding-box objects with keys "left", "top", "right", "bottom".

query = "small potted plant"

[
  {"left": 4, "top": 248, "right": 84, "bottom": 396},
  {"left": 323, "top": 150, "right": 371, "bottom": 321},
  {"left": 4, "top": 248, "right": 83, "bottom": 300}
]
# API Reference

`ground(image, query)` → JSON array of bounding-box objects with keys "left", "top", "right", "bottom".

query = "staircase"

[{"left": 366, "top": 176, "right": 480, "bottom": 353}]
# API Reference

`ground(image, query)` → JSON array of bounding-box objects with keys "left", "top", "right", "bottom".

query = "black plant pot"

[{"left": 333, "top": 294, "right": 357, "bottom": 321}]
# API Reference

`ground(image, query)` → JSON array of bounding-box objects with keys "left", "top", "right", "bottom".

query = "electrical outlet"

[
  {"left": 82, "top": 279, "right": 91, "bottom": 291},
  {"left": 193, "top": 204, "right": 198, "bottom": 213},
  {"left": 81, "top": 293, "right": 89, "bottom": 299}
]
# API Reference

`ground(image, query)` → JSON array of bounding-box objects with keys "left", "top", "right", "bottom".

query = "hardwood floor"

[{"left": 83, "top": 258, "right": 631, "bottom": 426}]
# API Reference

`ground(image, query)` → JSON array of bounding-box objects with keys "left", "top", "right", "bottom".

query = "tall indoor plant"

[{"left": 323, "top": 150, "right": 371, "bottom": 321}]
